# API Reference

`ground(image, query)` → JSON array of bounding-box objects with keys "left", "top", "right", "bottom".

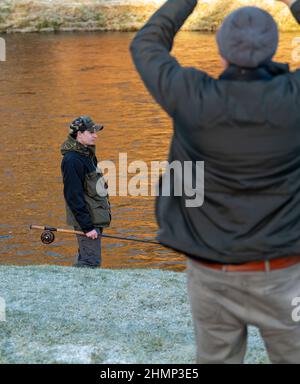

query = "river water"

[{"left": 0, "top": 31, "right": 299, "bottom": 270}]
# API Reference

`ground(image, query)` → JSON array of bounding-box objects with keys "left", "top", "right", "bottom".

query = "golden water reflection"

[{"left": 0, "top": 31, "right": 298, "bottom": 270}]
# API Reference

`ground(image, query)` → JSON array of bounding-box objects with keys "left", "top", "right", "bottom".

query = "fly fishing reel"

[
  {"left": 30, "top": 224, "right": 160, "bottom": 246},
  {"left": 41, "top": 230, "right": 55, "bottom": 244}
]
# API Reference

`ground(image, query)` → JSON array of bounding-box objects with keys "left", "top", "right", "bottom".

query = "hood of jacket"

[
  {"left": 219, "top": 61, "right": 290, "bottom": 81},
  {"left": 61, "top": 135, "right": 96, "bottom": 158}
]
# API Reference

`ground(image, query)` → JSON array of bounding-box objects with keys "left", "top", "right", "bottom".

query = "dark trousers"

[{"left": 74, "top": 228, "right": 102, "bottom": 267}]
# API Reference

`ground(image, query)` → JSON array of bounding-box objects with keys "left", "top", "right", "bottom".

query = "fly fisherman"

[
  {"left": 61, "top": 116, "right": 111, "bottom": 268},
  {"left": 131, "top": 0, "right": 300, "bottom": 363}
]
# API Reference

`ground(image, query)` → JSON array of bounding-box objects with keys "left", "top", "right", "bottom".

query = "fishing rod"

[{"left": 30, "top": 225, "right": 161, "bottom": 246}]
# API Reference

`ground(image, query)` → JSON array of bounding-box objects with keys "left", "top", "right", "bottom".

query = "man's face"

[{"left": 77, "top": 129, "right": 98, "bottom": 146}]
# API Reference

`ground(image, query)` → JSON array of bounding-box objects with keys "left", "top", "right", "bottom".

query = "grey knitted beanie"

[{"left": 216, "top": 6, "right": 279, "bottom": 68}]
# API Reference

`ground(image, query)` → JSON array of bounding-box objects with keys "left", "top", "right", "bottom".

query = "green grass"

[
  {"left": 0, "top": 265, "right": 268, "bottom": 364},
  {"left": 36, "top": 19, "right": 63, "bottom": 32}
]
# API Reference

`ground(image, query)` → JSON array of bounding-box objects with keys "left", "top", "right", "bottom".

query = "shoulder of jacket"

[
  {"left": 182, "top": 66, "right": 210, "bottom": 79},
  {"left": 63, "top": 151, "right": 83, "bottom": 159},
  {"left": 62, "top": 152, "right": 86, "bottom": 166}
]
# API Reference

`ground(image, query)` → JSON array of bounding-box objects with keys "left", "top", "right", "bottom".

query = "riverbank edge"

[
  {"left": 0, "top": 265, "right": 268, "bottom": 363},
  {"left": 0, "top": 1, "right": 299, "bottom": 33}
]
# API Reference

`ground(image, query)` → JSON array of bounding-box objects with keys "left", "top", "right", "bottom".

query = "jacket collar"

[
  {"left": 219, "top": 61, "right": 290, "bottom": 81},
  {"left": 61, "top": 135, "right": 96, "bottom": 158}
]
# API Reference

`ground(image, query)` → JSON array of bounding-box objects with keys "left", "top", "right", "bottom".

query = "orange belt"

[{"left": 193, "top": 255, "right": 300, "bottom": 272}]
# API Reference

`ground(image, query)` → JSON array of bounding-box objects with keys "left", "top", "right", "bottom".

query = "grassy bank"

[
  {"left": 0, "top": 265, "right": 268, "bottom": 363},
  {"left": 0, "top": 0, "right": 298, "bottom": 33}
]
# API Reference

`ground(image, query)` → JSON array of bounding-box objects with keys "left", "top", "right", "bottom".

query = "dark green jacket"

[
  {"left": 61, "top": 136, "right": 111, "bottom": 232},
  {"left": 131, "top": 0, "right": 300, "bottom": 263}
]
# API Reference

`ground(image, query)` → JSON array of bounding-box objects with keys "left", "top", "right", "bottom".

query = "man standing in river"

[
  {"left": 131, "top": 0, "right": 300, "bottom": 363},
  {"left": 61, "top": 116, "right": 111, "bottom": 268}
]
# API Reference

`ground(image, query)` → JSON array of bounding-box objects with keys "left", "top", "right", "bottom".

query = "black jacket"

[
  {"left": 131, "top": 0, "right": 300, "bottom": 263},
  {"left": 61, "top": 136, "right": 99, "bottom": 233}
]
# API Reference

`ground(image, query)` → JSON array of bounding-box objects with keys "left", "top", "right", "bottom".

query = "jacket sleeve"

[
  {"left": 291, "top": 0, "right": 300, "bottom": 22},
  {"left": 130, "top": 0, "right": 199, "bottom": 117},
  {"left": 61, "top": 157, "right": 94, "bottom": 233}
]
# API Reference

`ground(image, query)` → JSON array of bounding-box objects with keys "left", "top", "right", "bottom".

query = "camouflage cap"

[{"left": 69, "top": 115, "right": 104, "bottom": 135}]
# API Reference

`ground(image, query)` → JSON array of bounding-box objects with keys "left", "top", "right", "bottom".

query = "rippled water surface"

[{"left": 0, "top": 31, "right": 298, "bottom": 270}]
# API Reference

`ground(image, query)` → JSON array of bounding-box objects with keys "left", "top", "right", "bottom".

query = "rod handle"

[{"left": 30, "top": 225, "right": 84, "bottom": 236}]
